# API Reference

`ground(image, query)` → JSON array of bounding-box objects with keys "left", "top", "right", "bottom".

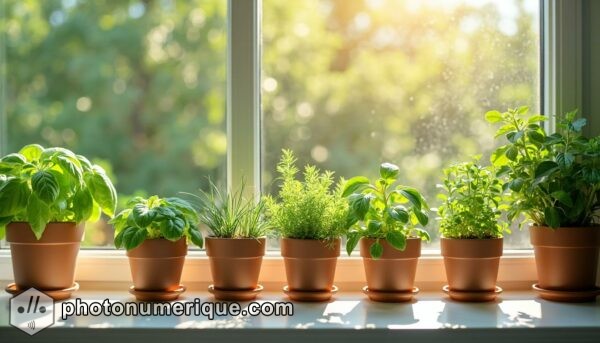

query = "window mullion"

[{"left": 227, "top": 0, "right": 262, "bottom": 199}]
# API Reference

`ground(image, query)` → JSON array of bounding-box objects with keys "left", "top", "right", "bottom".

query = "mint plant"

[
  {"left": 343, "top": 163, "right": 430, "bottom": 258},
  {"left": 436, "top": 160, "right": 509, "bottom": 239},
  {"left": 264, "top": 149, "right": 352, "bottom": 241},
  {"left": 486, "top": 107, "right": 600, "bottom": 228},
  {"left": 111, "top": 195, "right": 203, "bottom": 250},
  {"left": 186, "top": 179, "right": 270, "bottom": 238},
  {"left": 0, "top": 144, "right": 116, "bottom": 239}
]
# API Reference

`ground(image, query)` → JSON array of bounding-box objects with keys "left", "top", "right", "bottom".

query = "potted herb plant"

[
  {"left": 343, "top": 163, "right": 430, "bottom": 302},
  {"left": 486, "top": 107, "right": 600, "bottom": 302},
  {"left": 0, "top": 144, "right": 116, "bottom": 300},
  {"left": 189, "top": 180, "right": 269, "bottom": 301},
  {"left": 436, "top": 160, "right": 509, "bottom": 302},
  {"left": 264, "top": 150, "right": 352, "bottom": 302},
  {"left": 111, "top": 195, "right": 202, "bottom": 301}
]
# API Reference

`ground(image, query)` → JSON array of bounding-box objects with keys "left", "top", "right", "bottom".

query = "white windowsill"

[{"left": 0, "top": 290, "right": 598, "bottom": 342}]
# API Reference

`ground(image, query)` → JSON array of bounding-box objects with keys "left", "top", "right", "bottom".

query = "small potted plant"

[
  {"left": 436, "top": 160, "right": 509, "bottom": 302},
  {"left": 343, "top": 162, "right": 430, "bottom": 302},
  {"left": 111, "top": 195, "right": 203, "bottom": 301},
  {"left": 264, "top": 150, "right": 352, "bottom": 302},
  {"left": 0, "top": 144, "right": 116, "bottom": 300},
  {"left": 189, "top": 180, "right": 269, "bottom": 301},
  {"left": 486, "top": 107, "right": 600, "bottom": 302}
]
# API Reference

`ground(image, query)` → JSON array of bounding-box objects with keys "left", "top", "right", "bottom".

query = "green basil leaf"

[
  {"left": 27, "top": 195, "right": 50, "bottom": 240},
  {"left": 0, "top": 178, "right": 30, "bottom": 217},
  {"left": 160, "top": 217, "right": 185, "bottom": 240},
  {"left": 122, "top": 226, "right": 148, "bottom": 250},
  {"left": 388, "top": 205, "right": 409, "bottom": 224},
  {"left": 349, "top": 193, "right": 374, "bottom": 219},
  {"left": 395, "top": 188, "right": 423, "bottom": 210},
  {"left": 534, "top": 161, "right": 559, "bottom": 179},
  {"left": 55, "top": 155, "right": 83, "bottom": 184},
  {"left": 551, "top": 191, "right": 573, "bottom": 207},
  {"left": 369, "top": 240, "right": 383, "bottom": 259},
  {"left": 379, "top": 163, "right": 399, "bottom": 179},
  {"left": 18, "top": 144, "right": 44, "bottom": 162},
  {"left": 31, "top": 170, "right": 60, "bottom": 204},
  {"left": 414, "top": 209, "right": 429, "bottom": 226},
  {"left": 85, "top": 169, "right": 117, "bottom": 217},
  {"left": 132, "top": 203, "right": 156, "bottom": 228},
  {"left": 73, "top": 188, "right": 94, "bottom": 223},
  {"left": 188, "top": 227, "right": 203, "bottom": 248},
  {"left": 484, "top": 110, "right": 502, "bottom": 123},
  {"left": 544, "top": 207, "right": 561, "bottom": 229},
  {"left": 386, "top": 230, "right": 407, "bottom": 251},
  {"left": 345, "top": 232, "right": 360, "bottom": 256},
  {"left": 341, "top": 176, "right": 370, "bottom": 197}
]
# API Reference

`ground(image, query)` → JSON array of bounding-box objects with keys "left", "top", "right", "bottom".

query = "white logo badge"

[{"left": 10, "top": 288, "right": 55, "bottom": 335}]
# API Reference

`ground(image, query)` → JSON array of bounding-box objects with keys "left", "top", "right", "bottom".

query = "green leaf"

[
  {"left": 55, "top": 155, "right": 83, "bottom": 183},
  {"left": 122, "top": 226, "right": 148, "bottom": 250},
  {"left": 379, "top": 163, "right": 399, "bottom": 179},
  {"left": 345, "top": 232, "right": 360, "bottom": 256},
  {"left": 414, "top": 228, "right": 431, "bottom": 241},
  {"left": 27, "top": 195, "right": 50, "bottom": 240},
  {"left": 0, "top": 178, "right": 30, "bottom": 217},
  {"left": 160, "top": 217, "right": 185, "bottom": 240},
  {"left": 19, "top": 144, "right": 44, "bottom": 162},
  {"left": 73, "top": 188, "right": 94, "bottom": 223},
  {"left": 386, "top": 231, "right": 407, "bottom": 251},
  {"left": 414, "top": 209, "right": 429, "bottom": 226},
  {"left": 31, "top": 170, "right": 60, "bottom": 204},
  {"left": 551, "top": 191, "right": 573, "bottom": 207},
  {"left": 369, "top": 240, "right": 383, "bottom": 259},
  {"left": 534, "top": 161, "right": 559, "bottom": 179},
  {"left": 1, "top": 153, "right": 27, "bottom": 164},
  {"left": 396, "top": 189, "right": 423, "bottom": 210},
  {"left": 76, "top": 155, "right": 94, "bottom": 172},
  {"left": 387, "top": 206, "right": 409, "bottom": 224},
  {"left": 342, "top": 176, "right": 370, "bottom": 197},
  {"left": 527, "top": 115, "right": 547, "bottom": 124},
  {"left": 508, "top": 178, "right": 524, "bottom": 192},
  {"left": 114, "top": 227, "right": 126, "bottom": 249},
  {"left": 188, "top": 227, "right": 203, "bottom": 248},
  {"left": 367, "top": 220, "right": 382, "bottom": 235},
  {"left": 485, "top": 110, "right": 503, "bottom": 123},
  {"left": 505, "top": 146, "right": 518, "bottom": 161},
  {"left": 544, "top": 207, "right": 561, "bottom": 228},
  {"left": 132, "top": 203, "right": 156, "bottom": 228},
  {"left": 527, "top": 130, "right": 545, "bottom": 143},
  {"left": 570, "top": 118, "right": 587, "bottom": 132},
  {"left": 556, "top": 152, "right": 574, "bottom": 168},
  {"left": 349, "top": 193, "right": 374, "bottom": 219},
  {"left": 85, "top": 169, "right": 117, "bottom": 217}
]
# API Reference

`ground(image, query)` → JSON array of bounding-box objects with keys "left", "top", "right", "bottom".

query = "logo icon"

[{"left": 9, "top": 288, "right": 55, "bottom": 335}]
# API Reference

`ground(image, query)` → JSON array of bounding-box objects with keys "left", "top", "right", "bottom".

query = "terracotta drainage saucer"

[
  {"left": 208, "top": 284, "right": 264, "bottom": 301},
  {"left": 129, "top": 285, "right": 186, "bottom": 301},
  {"left": 443, "top": 285, "right": 502, "bottom": 302},
  {"left": 362, "top": 286, "right": 419, "bottom": 302},
  {"left": 6, "top": 282, "right": 79, "bottom": 301},
  {"left": 532, "top": 284, "right": 600, "bottom": 303},
  {"left": 283, "top": 285, "right": 338, "bottom": 302}
]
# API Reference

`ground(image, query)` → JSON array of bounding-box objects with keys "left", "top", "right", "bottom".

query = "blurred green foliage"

[{"left": 2, "top": 0, "right": 539, "bottom": 247}]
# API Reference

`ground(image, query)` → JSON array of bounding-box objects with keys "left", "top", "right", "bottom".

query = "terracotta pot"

[
  {"left": 530, "top": 226, "right": 600, "bottom": 290},
  {"left": 280, "top": 238, "right": 340, "bottom": 291},
  {"left": 205, "top": 237, "right": 266, "bottom": 290},
  {"left": 441, "top": 237, "right": 503, "bottom": 292},
  {"left": 6, "top": 222, "right": 84, "bottom": 290},
  {"left": 126, "top": 238, "right": 187, "bottom": 291},
  {"left": 360, "top": 238, "right": 421, "bottom": 292},
  {"left": 360, "top": 237, "right": 421, "bottom": 292}
]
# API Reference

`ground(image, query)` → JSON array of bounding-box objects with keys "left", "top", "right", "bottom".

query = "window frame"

[{"left": 0, "top": 0, "right": 586, "bottom": 289}]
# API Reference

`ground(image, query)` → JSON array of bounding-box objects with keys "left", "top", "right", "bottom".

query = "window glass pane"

[
  {"left": 262, "top": 0, "right": 540, "bottom": 249},
  {"left": 1, "top": 0, "right": 227, "bottom": 247}
]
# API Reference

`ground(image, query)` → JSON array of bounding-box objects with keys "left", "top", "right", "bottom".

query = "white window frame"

[{"left": 0, "top": 0, "right": 585, "bottom": 290}]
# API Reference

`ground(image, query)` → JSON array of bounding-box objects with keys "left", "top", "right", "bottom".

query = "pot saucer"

[
  {"left": 362, "top": 286, "right": 419, "bottom": 302},
  {"left": 208, "top": 284, "right": 264, "bottom": 301},
  {"left": 129, "top": 285, "right": 186, "bottom": 301},
  {"left": 283, "top": 285, "right": 338, "bottom": 302},
  {"left": 442, "top": 285, "right": 502, "bottom": 302},
  {"left": 5, "top": 282, "right": 79, "bottom": 301},
  {"left": 532, "top": 284, "right": 600, "bottom": 303}
]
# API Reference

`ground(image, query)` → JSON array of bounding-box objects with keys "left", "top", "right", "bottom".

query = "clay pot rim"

[
  {"left": 280, "top": 237, "right": 341, "bottom": 258},
  {"left": 440, "top": 236, "right": 503, "bottom": 241},
  {"left": 205, "top": 236, "right": 267, "bottom": 240}
]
